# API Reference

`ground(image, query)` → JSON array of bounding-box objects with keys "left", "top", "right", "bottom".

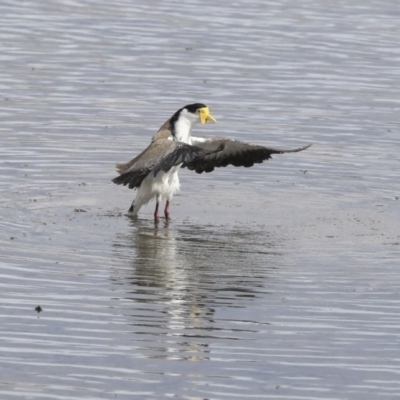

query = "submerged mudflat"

[{"left": 1, "top": 0, "right": 400, "bottom": 399}]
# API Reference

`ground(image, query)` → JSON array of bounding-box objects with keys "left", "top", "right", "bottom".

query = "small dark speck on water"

[
  {"left": 9, "top": 237, "right": 15, "bottom": 240},
  {"left": 74, "top": 208, "right": 87, "bottom": 212},
  {"left": 35, "top": 306, "right": 42, "bottom": 313}
]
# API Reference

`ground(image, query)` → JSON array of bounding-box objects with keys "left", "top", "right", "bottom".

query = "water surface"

[{"left": 1, "top": 0, "right": 400, "bottom": 399}]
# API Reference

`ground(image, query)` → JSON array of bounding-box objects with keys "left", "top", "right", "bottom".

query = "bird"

[{"left": 112, "top": 103, "right": 312, "bottom": 221}]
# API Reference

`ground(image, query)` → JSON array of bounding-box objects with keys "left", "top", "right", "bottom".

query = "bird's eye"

[{"left": 197, "top": 109, "right": 201, "bottom": 114}]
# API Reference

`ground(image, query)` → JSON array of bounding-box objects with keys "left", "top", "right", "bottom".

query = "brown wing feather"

[
  {"left": 151, "top": 120, "right": 173, "bottom": 141},
  {"left": 112, "top": 139, "right": 204, "bottom": 189},
  {"left": 183, "top": 137, "right": 312, "bottom": 174},
  {"left": 115, "top": 119, "right": 174, "bottom": 174}
]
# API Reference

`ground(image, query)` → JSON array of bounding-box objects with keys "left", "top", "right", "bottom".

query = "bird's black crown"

[
  {"left": 170, "top": 103, "right": 207, "bottom": 134},
  {"left": 184, "top": 103, "right": 207, "bottom": 114}
]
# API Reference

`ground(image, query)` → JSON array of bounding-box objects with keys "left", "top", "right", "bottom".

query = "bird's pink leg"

[
  {"left": 164, "top": 200, "right": 170, "bottom": 219},
  {"left": 154, "top": 201, "right": 160, "bottom": 221}
]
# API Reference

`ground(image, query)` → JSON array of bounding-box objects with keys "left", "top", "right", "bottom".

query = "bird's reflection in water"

[{"left": 111, "top": 216, "right": 282, "bottom": 361}]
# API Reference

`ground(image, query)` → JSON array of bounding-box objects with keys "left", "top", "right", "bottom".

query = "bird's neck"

[{"left": 174, "top": 118, "right": 194, "bottom": 144}]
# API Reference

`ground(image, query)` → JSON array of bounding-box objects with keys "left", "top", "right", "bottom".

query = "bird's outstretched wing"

[
  {"left": 182, "top": 136, "right": 312, "bottom": 173},
  {"left": 112, "top": 139, "right": 203, "bottom": 189}
]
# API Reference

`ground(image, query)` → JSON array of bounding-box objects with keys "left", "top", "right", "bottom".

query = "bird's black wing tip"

[
  {"left": 276, "top": 143, "right": 313, "bottom": 154},
  {"left": 298, "top": 143, "right": 313, "bottom": 151}
]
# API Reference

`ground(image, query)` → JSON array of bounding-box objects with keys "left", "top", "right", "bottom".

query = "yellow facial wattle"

[{"left": 199, "top": 107, "right": 217, "bottom": 124}]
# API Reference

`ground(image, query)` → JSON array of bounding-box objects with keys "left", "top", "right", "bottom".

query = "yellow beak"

[{"left": 199, "top": 107, "right": 217, "bottom": 124}]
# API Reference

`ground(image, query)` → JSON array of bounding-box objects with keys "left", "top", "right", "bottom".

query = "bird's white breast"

[
  {"left": 151, "top": 164, "right": 181, "bottom": 200},
  {"left": 174, "top": 117, "right": 192, "bottom": 144}
]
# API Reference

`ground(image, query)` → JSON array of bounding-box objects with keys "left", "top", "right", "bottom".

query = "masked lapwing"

[{"left": 112, "top": 103, "right": 311, "bottom": 220}]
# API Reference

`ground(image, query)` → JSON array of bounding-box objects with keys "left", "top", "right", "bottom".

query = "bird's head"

[
  {"left": 173, "top": 103, "right": 217, "bottom": 127},
  {"left": 186, "top": 103, "right": 216, "bottom": 125},
  {"left": 169, "top": 103, "right": 216, "bottom": 143}
]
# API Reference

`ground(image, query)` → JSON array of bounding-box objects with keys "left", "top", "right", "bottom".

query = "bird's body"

[
  {"left": 113, "top": 104, "right": 211, "bottom": 218},
  {"left": 130, "top": 162, "right": 180, "bottom": 217},
  {"left": 112, "top": 103, "right": 311, "bottom": 220}
]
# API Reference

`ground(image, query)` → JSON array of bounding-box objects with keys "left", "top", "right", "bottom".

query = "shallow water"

[{"left": 1, "top": 0, "right": 400, "bottom": 399}]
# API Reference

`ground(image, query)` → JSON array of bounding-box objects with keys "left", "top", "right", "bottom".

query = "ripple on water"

[{"left": 1, "top": 0, "right": 400, "bottom": 399}]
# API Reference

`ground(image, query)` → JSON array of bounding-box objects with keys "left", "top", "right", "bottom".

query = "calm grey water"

[{"left": 1, "top": 0, "right": 400, "bottom": 399}]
